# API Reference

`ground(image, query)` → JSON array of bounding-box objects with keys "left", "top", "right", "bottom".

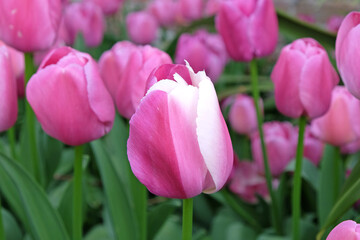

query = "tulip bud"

[
  {"left": 303, "top": 127, "right": 324, "bottom": 166},
  {"left": 84, "top": 0, "right": 123, "bottom": 15},
  {"left": 326, "top": 220, "right": 360, "bottom": 240},
  {"left": 215, "top": 0, "right": 278, "bottom": 61},
  {"left": 310, "top": 86, "right": 360, "bottom": 147},
  {"left": 26, "top": 47, "right": 115, "bottom": 146},
  {"left": 175, "top": 30, "right": 228, "bottom": 82},
  {"left": 336, "top": 11, "right": 360, "bottom": 99},
  {"left": 0, "top": 0, "right": 62, "bottom": 52},
  {"left": 127, "top": 62, "right": 233, "bottom": 199},
  {"left": 0, "top": 45, "right": 17, "bottom": 132},
  {"left": 251, "top": 122, "right": 297, "bottom": 176},
  {"left": 98, "top": 41, "right": 172, "bottom": 119},
  {"left": 271, "top": 38, "right": 339, "bottom": 119},
  {"left": 126, "top": 11, "right": 159, "bottom": 45},
  {"left": 327, "top": 15, "right": 344, "bottom": 33}
]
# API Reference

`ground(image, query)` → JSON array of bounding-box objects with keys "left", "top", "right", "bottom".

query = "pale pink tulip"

[{"left": 326, "top": 220, "right": 360, "bottom": 240}]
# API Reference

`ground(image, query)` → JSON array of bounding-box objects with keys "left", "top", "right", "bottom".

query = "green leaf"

[
  {"left": 0, "top": 152, "right": 70, "bottom": 240},
  {"left": 286, "top": 158, "right": 319, "bottom": 190},
  {"left": 154, "top": 216, "right": 182, "bottom": 240},
  {"left": 2, "top": 208, "right": 23, "bottom": 240},
  {"left": 226, "top": 222, "right": 257, "bottom": 240},
  {"left": 85, "top": 225, "right": 112, "bottom": 240}
]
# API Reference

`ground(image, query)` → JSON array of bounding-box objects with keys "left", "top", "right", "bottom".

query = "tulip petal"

[{"left": 327, "top": 220, "right": 360, "bottom": 240}]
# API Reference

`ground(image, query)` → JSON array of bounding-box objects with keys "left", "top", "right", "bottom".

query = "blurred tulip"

[
  {"left": 126, "top": 11, "right": 159, "bottom": 45},
  {"left": 303, "top": 126, "right": 324, "bottom": 166},
  {"left": 98, "top": 41, "right": 172, "bottom": 119},
  {"left": 336, "top": 11, "right": 360, "bottom": 99},
  {"left": 204, "top": 0, "right": 223, "bottom": 16},
  {"left": 326, "top": 220, "right": 360, "bottom": 240},
  {"left": 251, "top": 122, "right": 297, "bottom": 176},
  {"left": 297, "top": 13, "right": 316, "bottom": 24},
  {"left": 0, "top": 45, "right": 17, "bottom": 132},
  {"left": 84, "top": 0, "right": 123, "bottom": 15},
  {"left": 215, "top": 0, "right": 278, "bottom": 61},
  {"left": 271, "top": 38, "right": 339, "bottom": 119},
  {"left": 228, "top": 94, "right": 261, "bottom": 135},
  {"left": 310, "top": 86, "right": 360, "bottom": 147},
  {"left": 341, "top": 138, "right": 360, "bottom": 154},
  {"left": 64, "top": 2, "right": 105, "bottom": 47},
  {"left": 127, "top": 62, "right": 233, "bottom": 199},
  {"left": 148, "top": 0, "right": 179, "bottom": 27},
  {"left": 26, "top": 47, "right": 115, "bottom": 146},
  {"left": 0, "top": 0, "right": 62, "bottom": 52},
  {"left": 178, "top": 0, "right": 204, "bottom": 22},
  {"left": 175, "top": 30, "right": 227, "bottom": 82},
  {"left": 327, "top": 15, "right": 344, "bottom": 32}
]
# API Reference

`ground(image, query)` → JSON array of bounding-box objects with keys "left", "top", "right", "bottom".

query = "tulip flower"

[
  {"left": 127, "top": 62, "right": 233, "bottom": 199},
  {"left": 228, "top": 94, "right": 261, "bottom": 135},
  {"left": 64, "top": 2, "right": 105, "bottom": 47},
  {"left": 303, "top": 127, "right": 324, "bottom": 166},
  {"left": 271, "top": 38, "right": 339, "bottom": 119},
  {"left": 336, "top": 11, "right": 360, "bottom": 99},
  {"left": 341, "top": 139, "right": 360, "bottom": 154},
  {"left": 215, "top": 0, "right": 278, "bottom": 61},
  {"left": 326, "top": 220, "right": 360, "bottom": 240},
  {"left": 98, "top": 41, "right": 172, "bottom": 119},
  {"left": 0, "top": 45, "right": 17, "bottom": 132},
  {"left": 148, "top": 0, "right": 179, "bottom": 27},
  {"left": 0, "top": 0, "right": 62, "bottom": 52},
  {"left": 126, "top": 11, "right": 159, "bottom": 45},
  {"left": 310, "top": 86, "right": 360, "bottom": 147},
  {"left": 178, "top": 0, "right": 204, "bottom": 22},
  {"left": 26, "top": 47, "right": 115, "bottom": 146},
  {"left": 327, "top": 15, "right": 344, "bottom": 32},
  {"left": 84, "top": 0, "right": 123, "bottom": 15},
  {"left": 175, "top": 30, "right": 228, "bottom": 82},
  {"left": 251, "top": 122, "right": 297, "bottom": 176}
]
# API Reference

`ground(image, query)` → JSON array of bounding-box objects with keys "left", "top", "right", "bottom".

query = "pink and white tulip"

[
  {"left": 326, "top": 220, "right": 360, "bottom": 240},
  {"left": 127, "top": 62, "right": 233, "bottom": 199}
]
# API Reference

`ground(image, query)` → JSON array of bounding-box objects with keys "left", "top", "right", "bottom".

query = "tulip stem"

[
  {"left": 7, "top": 126, "right": 17, "bottom": 161},
  {"left": 24, "top": 53, "right": 41, "bottom": 184},
  {"left": 292, "top": 116, "right": 307, "bottom": 240},
  {"left": 0, "top": 196, "right": 5, "bottom": 240},
  {"left": 73, "top": 145, "right": 84, "bottom": 240},
  {"left": 182, "top": 198, "right": 193, "bottom": 240},
  {"left": 250, "top": 59, "right": 282, "bottom": 235}
]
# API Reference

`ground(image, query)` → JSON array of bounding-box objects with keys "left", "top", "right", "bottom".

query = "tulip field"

[{"left": 1, "top": 0, "right": 360, "bottom": 239}]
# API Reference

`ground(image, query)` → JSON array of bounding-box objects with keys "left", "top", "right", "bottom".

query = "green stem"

[
  {"left": 333, "top": 147, "right": 341, "bottom": 200},
  {"left": 7, "top": 126, "right": 17, "bottom": 160},
  {"left": 0, "top": 197, "right": 5, "bottom": 240},
  {"left": 292, "top": 116, "right": 307, "bottom": 240},
  {"left": 24, "top": 53, "right": 40, "bottom": 183},
  {"left": 73, "top": 145, "right": 84, "bottom": 240},
  {"left": 250, "top": 59, "right": 282, "bottom": 235},
  {"left": 182, "top": 198, "right": 193, "bottom": 240}
]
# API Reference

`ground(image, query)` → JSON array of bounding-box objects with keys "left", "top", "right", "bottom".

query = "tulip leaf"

[
  {"left": 85, "top": 225, "right": 112, "bottom": 240},
  {"left": 286, "top": 158, "right": 319, "bottom": 190},
  {"left": 0, "top": 152, "right": 70, "bottom": 240},
  {"left": 2, "top": 208, "right": 23, "bottom": 240}
]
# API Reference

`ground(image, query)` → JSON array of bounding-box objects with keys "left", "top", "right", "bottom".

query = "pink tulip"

[
  {"left": 215, "top": 0, "right": 278, "bottom": 61},
  {"left": 0, "top": 0, "right": 62, "bottom": 52},
  {"left": 127, "top": 62, "right": 233, "bottom": 199},
  {"left": 341, "top": 139, "right": 360, "bottom": 154},
  {"left": 148, "top": 0, "right": 179, "bottom": 27},
  {"left": 251, "top": 121, "right": 297, "bottom": 176},
  {"left": 303, "top": 126, "right": 324, "bottom": 166},
  {"left": 336, "top": 12, "right": 360, "bottom": 99},
  {"left": 310, "top": 86, "right": 360, "bottom": 147},
  {"left": 84, "top": 0, "right": 123, "bottom": 15},
  {"left": 228, "top": 94, "right": 261, "bottom": 135},
  {"left": 178, "top": 0, "right": 204, "bottom": 22},
  {"left": 98, "top": 41, "right": 172, "bottom": 119},
  {"left": 326, "top": 220, "right": 360, "bottom": 240},
  {"left": 297, "top": 14, "right": 316, "bottom": 24},
  {"left": 126, "top": 11, "right": 159, "bottom": 45},
  {"left": 327, "top": 15, "right": 344, "bottom": 33},
  {"left": 64, "top": 2, "right": 105, "bottom": 47},
  {"left": 175, "top": 30, "right": 227, "bottom": 82},
  {"left": 0, "top": 45, "right": 17, "bottom": 132},
  {"left": 204, "top": 0, "right": 223, "bottom": 16},
  {"left": 26, "top": 47, "right": 115, "bottom": 146},
  {"left": 271, "top": 38, "right": 339, "bottom": 119}
]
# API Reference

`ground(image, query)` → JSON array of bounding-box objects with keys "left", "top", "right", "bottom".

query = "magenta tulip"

[
  {"left": 127, "top": 62, "right": 233, "bottom": 199},
  {"left": 175, "top": 30, "right": 228, "bottom": 82},
  {"left": 0, "top": 0, "right": 62, "bottom": 52},
  {"left": 26, "top": 47, "right": 115, "bottom": 146},
  {"left": 326, "top": 220, "right": 360, "bottom": 240},
  {"left": 310, "top": 86, "right": 360, "bottom": 147},
  {"left": 251, "top": 122, "right": 297, "bottom": 176},
  {"left": 303, "top": 127, "right": 324, "bottom": 166},
  {"left": 98, "top": 41, "right": 172, "bottom": 119},
  {"left": 126, "top": 11, "right": 159, "bottom": 45},
  {"left": 215, "top": 0, "right": 278, "bottom": 61},
  {"left": 0, "top": 45, "right": 17, "bottom": 132},
  {"left": 271, "top": 38, "right": 339, "bottom": 119},
  {"left": 336, "top": 11, "right": 360, "bottom": 99},
  {"left": 84, "top": 0, "right": 123, "bottom": 15},
  {"left": 64, "top": 2, "right": 105, "bottom": 47}
]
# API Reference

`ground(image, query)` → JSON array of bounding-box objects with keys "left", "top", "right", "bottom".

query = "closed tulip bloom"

[
  {"left": 148, "top": 0, "right": 179, "bottom": 27},
  {"left": 64, "top": 2, "right": 105, "bottom": 47},
  {"left": 178, "top": 0, "right": 204, "bottom": 22},
  {"left": 215, "top": 0, "right": 278, "bottom": 61},
  {"left": 336, "top": 12, "right": 360, "bottom": 99},
  {"left": 303, "top": 127, "right": 324, "bottom": 166},
  {"left": 326, "top": 220, "right": 360, "bottom": 240},
  {"left": 99, "top": 41, "right": 172, "bottom": 119},
  {"left": 0, "top": 45, "right": 17, "bottom": 132},
  {"left": 175, "top": 30, "right": 228, "bottom": 82},
  {"left": 26, "top": 47, "right": 115, "bottom": 146},
  {"left": 0, "top": 0, "right": 62, "bottom": 52},
  {"left": 228, "top": 94, "right": 261, "bottom": 135},
  {"left": 327, "top": 15, "right": 344, "bottom": 32},
  {"left": 127, "top": 62, "right": 233, "bottom": 199},
  {"left": 310, "top": 86, "right": 360, "bottom": 147},
  {"left": 126, "top": 11, "right": 159, "bottom": 45},
  {"left": 251, "top": 122, "right": 297, "bottom": 176},
  {"left": 341, "top": 139, "right": 360, "bottom": 154},
  {"left": 84, "top": 0, "right": 123, "bottom": 15},
  {"left": 271, "top": 38, "right": 339, "bottom": 119}
]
